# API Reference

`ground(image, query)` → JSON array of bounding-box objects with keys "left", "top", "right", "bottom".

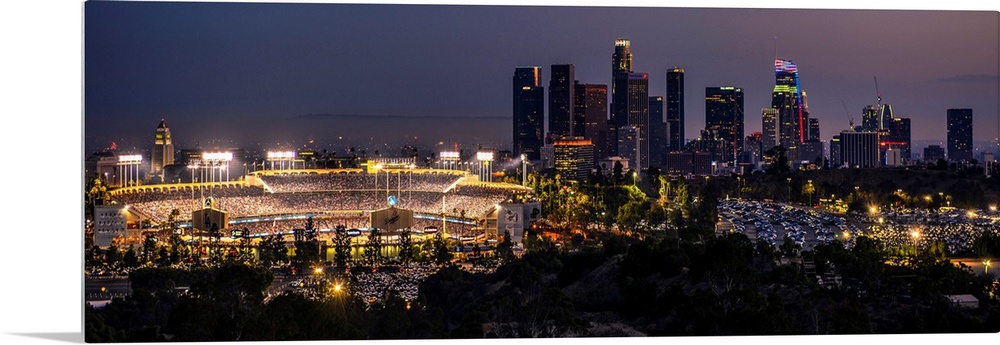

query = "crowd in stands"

[
  {"left": 260, "top": 172, "right": 461, "bottom": 193},
  {"left": 113, "top": 179, "right": 521, "bottom": 228}
]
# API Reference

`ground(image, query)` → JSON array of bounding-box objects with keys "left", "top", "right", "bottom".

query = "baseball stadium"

[{"left": 104, "top": 164, "right": 536, "bottom": 248}]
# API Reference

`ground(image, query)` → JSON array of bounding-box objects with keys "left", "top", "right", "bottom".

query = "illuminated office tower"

[
  {"left": 553, "top": 138, "right": 594, "bottom": 182},
  {"left": 666, "top": 67, "right": 685, "bottom": 152},
  {"left": 808, "top": 118, "right": 820, "bottom": 142},
  {"left": 772, "top": 59, "right": 804, "bottom": 148},
  {"left": 151, "top": 119, "right": 174, "bottom": 181},
  {"left": 549, "top": 64, "right": 575, "bottom": 138},
  {"left": 513, "top": 66, "right": 545, "bottom": 161},
  {"left": 705, "top": 86, "right": 744, "bottom": 165},
  {"left": 610, "top": 38, "right": 633, "bottom": 156},
  {"left": 761, "top": 107, "right": 778, "bottom": 151},
  {"left": 575, "top": 83, "right": 610, "bottom": 160},
  {"left": 839, "top": 130, "right": 880, "bottom": 168},
  {"left": 947, "top": 108, "right": 973, "bottom": 162},
  {"left": 649, "top": 96, "right": 666, "bottom": 168},
  {"left": 885, "top": 117, "right": 911, "bottom": 163}
]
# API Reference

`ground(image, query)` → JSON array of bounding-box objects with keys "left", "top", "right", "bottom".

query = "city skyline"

[{"left": 84, "top": 2, "right": 999, "bottom": 154}]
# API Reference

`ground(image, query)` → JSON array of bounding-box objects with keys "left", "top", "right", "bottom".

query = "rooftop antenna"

[
  {"left": 773, "top": 36, "right": 778, "bottom": 60},
  {"left": 874, "top": 76, "right": 888, "bottom": 130}
]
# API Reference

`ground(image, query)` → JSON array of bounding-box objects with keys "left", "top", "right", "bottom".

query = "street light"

[
  {"left": 910, "top": 230, "right": 920, "bottom": 257},
  {"left": 985, "top": 260, "right": 991, "bottom": 274}
]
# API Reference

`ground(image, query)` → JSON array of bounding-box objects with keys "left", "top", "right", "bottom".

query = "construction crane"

[{"left": 842, "top": 100, "right": 854, "bottom": 129}]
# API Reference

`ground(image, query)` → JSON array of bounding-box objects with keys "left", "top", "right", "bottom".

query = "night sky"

[{"left": 84, "top": 1, "right": 998, "bottom": 153}]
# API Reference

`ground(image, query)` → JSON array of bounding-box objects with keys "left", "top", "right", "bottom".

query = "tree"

[
  {"left": 497, "top": 230, "right": 515, "bottom": 262},
  {"left": 364, "top": 228, "right": 384, "bottom": 267},
  {"left": 333, "top": 225, "right": 352, "bottom": 269},
  {"left": 123, "top": 244, "right": 140, "bottom": 269},
  {"left": 398, "top": 228, "right": 414, "bottom": 264},
  {"left": 433, "top": 232, "right": 453, "bottom": 265}
]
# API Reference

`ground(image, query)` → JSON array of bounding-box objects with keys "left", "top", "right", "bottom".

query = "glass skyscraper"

[
  {"left": 705, "top": 86, "right": 745, "bottom": 165},
  {"left": 947, "top": 108, "right": 973, "bottom": 162},
  {"left": 513, "top": 66, "right": 545, "bottom": 161},
  {"left": 666, "top": 67, "right": 685, "bottom": 152}
]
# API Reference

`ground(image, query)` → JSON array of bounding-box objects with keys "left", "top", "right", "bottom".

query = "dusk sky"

[{"left": 84, "top": 1, "right": 998, "bottom": 153}]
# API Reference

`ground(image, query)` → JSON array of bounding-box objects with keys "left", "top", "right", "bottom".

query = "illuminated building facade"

[
  {"left": 151, "top": 119, "right": 174, "bottom": 181},
  {"left": 839, "top": 130, "right": 880, "bottom": 168},
  {"left": 666, "top": 67, "right": 685, "bottom": 152},
  {"left": 549, "top": 64, "right": 575, "bottom": 138},
  {"left": 575, "top": 83, "right": 609, "bottom": 159},
  {"left": 947, "top": 108, "right": 973, "bottom": 162},
  {"left": 761, "top": 107, "right": 778, "bottom": 151},
  {"left": 513, "top": 66, "right": 545, "bottom": 161},
  {"left": 649, "top": 96, "right": 666, "bottom": 168},
  {"left": 705, "top": 86, "right": 744, "bottom": 165},
  {"left": 553, "top": 137, "right": 595, "bottom": 182},
  {"left": 771, "top": 59, "right": 805, "bottom": 148}
]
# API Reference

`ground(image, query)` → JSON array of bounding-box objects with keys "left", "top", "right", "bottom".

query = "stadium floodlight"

[
  {"left": 476, "top": 151, "right": 494, "bottom": 161},
  {"left": 118, "top": 154, "right": 143, "bottom": 163},
  {"left": 203, "top": 152, "right": 234, "bottom": 161},
  {"left": 267, "top": 151, "right": 296, "bottom": 159},
  {"left": 440, "top": 151, "right": 460, "bottom": 160}
]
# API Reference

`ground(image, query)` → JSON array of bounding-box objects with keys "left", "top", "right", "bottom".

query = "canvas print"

[{"left": 83, "top": 1, "right": 1000, "bottom": 342}]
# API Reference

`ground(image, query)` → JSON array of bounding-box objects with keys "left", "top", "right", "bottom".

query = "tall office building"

[
  {"left": 885, "top": 117, "right": 912, "bottom": 163},
  {"left": 576, "top": 83, "right": 609, "bottom": 160},
  {"left": 548, "top": 64, "right": 575, "bottom": 138},
  {"left": 610, "top": 39, "right": 633, "bottom": 157},
  {"left": 666, "top": 67, "right": 685, "bottom": 152},
  {"left": 151, "top": 119, "right": 174, "bottom": 180},
  {"left": 808, "top": 118, "right": 820, "bottom": 142},
  {"left": 771, "top": 59, "right": 805, "bottom": 148},
  {"left": 553, "top": 138, "right": 595, "bottom": 182},
  {"left": 649, "top": 96, "right": 666, "bottom": 168},
  {"left": 839, "top": 130, "right": 880, "bottom": 168},
  {"left": 617, "top": 125, "right": 640, "bottom": 169},
  {"left": 513, "top": 66, "right": 545, "bottom": 161},
  {"left": 947, "top": 108, "right": 973, "bottom": 162},
  {"left": 830, "top": 134, "right": 842, "bottom": 167},
  {"left": 744, "top": 132, "right": 763, "bottom": 165},
  {"left": 761, "top": 107, "right": 778, "bottom": 151},
  {"left": 705, "top": 86, "right": 744, "bottom": 165},
  {"left": 861, "top": 105, "right": 880, "bottom": 131},
  {"left": 625, "top": 73, "right": 650, "bottom": 170}
]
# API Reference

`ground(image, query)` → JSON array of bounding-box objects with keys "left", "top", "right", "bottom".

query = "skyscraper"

[
  {"left": 861, "top": 105, "right": 880, "bottom": 131},
  {"left": 840, "top": 130, "right": 880, "bottom": 168},
  {"left": 808, "top": 118, "right": 820, "bottom": 142},
  {"left": 705, "top": 86, "right": 744, "bottom": 165},
  {"left": 576, "top": 83, "right": 609, "bottom": 160},
  {"left": 666, "top": 67, "right": 685, "bottom": 152},
  {"left": 885, "top": 117, "right": 911, "bottom": 163},
  {"left": 761, "top": 107, "right": 778, "bottom": 151},
  {"left": 513, "top": 66, "right": 545, "bottom": 161},
  {"left": 151, "top": 119, "right": 174, "bottom": 181},
  {"left": 610, "top": 39, "right": 633, "bottom": 157},
  {"left": 548, "top": 64, "right": 575, "bottom": 138},
  {"left": 553, "top": 138, "right": 595, "bottom": 182},
  {"left": 771, "top": 59, "right": 804, "bottom": 148},
  {"left": 626, "top": 73, "right": 650, "bottom": 170},
  {"left": 947, "top": 108, "right": 974, "bottom": 162},
  {"left": 649, "top": 96, "right": 666, "bottom": 168}
]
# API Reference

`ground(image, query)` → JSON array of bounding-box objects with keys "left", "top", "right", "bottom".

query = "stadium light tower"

[
  {"left": 477, "top": 151, "right": 494, "bottom": 182},
  {"left": 203, "top": 152, "right": 234, "bottom": 182},
  {"left": 118, "top": 154, "right": 143, "bottom": 187},
  {"left": 521, "top": 154, "right": 527, "bottom": 186}
]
